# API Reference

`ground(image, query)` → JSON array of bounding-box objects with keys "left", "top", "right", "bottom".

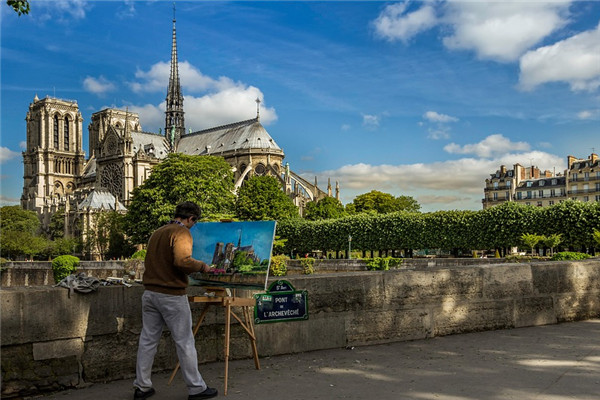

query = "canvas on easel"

[{"left": 187, "top": 220, "right": 277, "bottom": 290}]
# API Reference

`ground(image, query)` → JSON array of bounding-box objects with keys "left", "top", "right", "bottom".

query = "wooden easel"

[{"left": 167, "top": 288, "right": 260, "bottom": 395}]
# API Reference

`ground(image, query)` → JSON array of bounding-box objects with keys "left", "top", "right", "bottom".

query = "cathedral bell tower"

[
  {"left": 164, "top": 5, "right": 185, "bottom": 151},
  {"left": 21, "top": 95, "right": 85, "bottom": 226}
]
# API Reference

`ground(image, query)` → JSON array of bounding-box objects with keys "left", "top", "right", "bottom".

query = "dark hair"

[{"left": 174, "top": 201, "right": 201, "bottom": 220}]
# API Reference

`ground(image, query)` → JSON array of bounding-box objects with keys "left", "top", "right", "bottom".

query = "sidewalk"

[{"left": 41, "top": 320, "right": 600, "bottom": 400}]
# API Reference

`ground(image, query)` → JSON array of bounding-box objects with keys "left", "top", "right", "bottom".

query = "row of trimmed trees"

[{"left": 275, "top": 201, "right": 600, "bottom": 257}]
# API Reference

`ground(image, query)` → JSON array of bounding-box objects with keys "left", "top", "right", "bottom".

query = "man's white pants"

[{"left": 134, "top": 290, "right": 207, "bottom": 395}]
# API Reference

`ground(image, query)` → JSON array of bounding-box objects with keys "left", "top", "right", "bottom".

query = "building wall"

[
  {"left": 2, "top": 259, "right": 599, "bottom": 398},
  {"left": 483, "top": 154, "right": 599, "bottom": 209}
]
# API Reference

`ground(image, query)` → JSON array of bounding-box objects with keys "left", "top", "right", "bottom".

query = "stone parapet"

[{"left": 1, "top": 259, "right": 599, "bottom": 398}]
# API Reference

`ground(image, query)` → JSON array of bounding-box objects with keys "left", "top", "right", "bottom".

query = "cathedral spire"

[{"left": 165, "top": 2, "right": 185, "bottom": 150}]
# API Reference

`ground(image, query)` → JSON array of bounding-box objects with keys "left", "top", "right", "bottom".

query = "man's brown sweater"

[{"left": 143, "top": 222, "right": 209, "bottom": 295}]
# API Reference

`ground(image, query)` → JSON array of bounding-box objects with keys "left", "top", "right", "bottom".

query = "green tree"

[
  {"left": 125, "top": 154, "right": 236, "bottom": 244},
  {"left": 542, "top": 233, "right": 562, "bottom": 256},
  {"left": 304, "top": 196, "right": 346, "bottom": 220},
  {"left": 6, "top": 0, "right": 29, "bottom": 16},
  {"left": 594, "top": 229, "right": 600, "bottom": 247},
  {"left": 0, "top": 206, "right": 45, "bottom": 259},
  {"left": 352, "top": 190, "right": 420, "bottom": 214},
  {"left": 235, "top": 175, "right": 299, "bottom": 221},
  {"left": 47, "top": 207, "right": 65, "bottom": 240},
  {"left": 521, "top": 233, "right": 543, "bottom": 256}
]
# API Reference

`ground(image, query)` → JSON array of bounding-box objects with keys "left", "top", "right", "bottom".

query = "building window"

[
  {"left": 64, "top": 116, "right": 70, "bottom": 151},
  {"left": 53, "top": 115, "right": 59, "bottom": 148},
  {"left": 584, "top": 196, "right": 589, "bottom": 202},
  {"left": 506, "top": 181, "right": 511, "bottom": 188},
  {"left": 596, "top": 172, "right": 600, "bottom": 180},
  {"left": 583, "top": 184, "right": 589, "bottom": 192},
  {"left": 493, "top": 193, "right": 498, "bottom": 200},
  {"left": 549, "top": 200, "right": 554, "bottom": 206},
  {"left": 537, "top": 201, "right": 542, "bottom": 207},
  {"left": 596, "top": 195, "right": 600, "bottom": 202},
  {"left": 527, "top": 181, "right": 533, "bottom": 187},
  {"left": 572, "top": 185, "right": 578, "bottom": 194},
  {"left": 507, "top": 171, "right": 513, "bottom": 177},
  {"left": 572, "top": 173, "right": 578, "bottom": 181},
  {"left": 550, "top": 189, "right": 556, "bottom": 197},
  {"left": 254, "top": 163, "right": 266, "bottom": 176},
  {"left": 540, "top": 180, "right": 545, "bottom": 186},
  {"left": 527, "top": 191, "right": 532, "bottom": 199},
  {"left": 517, "top": 192, "right": 522, "bottom": 200},
  {"left": 552, "top": 179, "right": 557, "bottom": 185},
  {"left": 539, "top": 190, "right": 543, "bottom": 198},
  {"left": 596, "top": 183, "right": 600, "bottom": 191},
  {"left": 493, "top": 181, "right": 499, "bottom": 189},
  {"left": 561, "top": 188, "right": 566, "bottom": 196},
  {"left": 584, "top": 172, "right": 589, "bottom": 181},
  {"left": 505, "top": 191, "right": 509, "bottom": 200}
]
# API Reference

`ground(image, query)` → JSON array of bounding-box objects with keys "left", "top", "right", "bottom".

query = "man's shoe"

[
  {"left": 188, "top": 387, "right": 218, "bottom": 399},
  {"left": 134, "top": 387, "right": 156, "bottom": 399}
]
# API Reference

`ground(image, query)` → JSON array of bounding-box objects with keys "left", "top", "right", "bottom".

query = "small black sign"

[{"left": 254, "top": 280, "right": 308, "bottom": 324}]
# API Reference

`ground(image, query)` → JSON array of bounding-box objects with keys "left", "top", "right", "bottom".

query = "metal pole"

[{"left": 348, "top": 235, "right": 352, "bottom": 259}]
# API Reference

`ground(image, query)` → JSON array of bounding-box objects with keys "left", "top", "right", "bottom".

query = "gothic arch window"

[
  {"left": 64, "top": 116, "right": 70, "bottom": 151},
  {"left": 101, "top": 163, "right": 124, "bottom": 200},
  {"left": 54, "top": 115, "right": 59, "bottom": 148}
]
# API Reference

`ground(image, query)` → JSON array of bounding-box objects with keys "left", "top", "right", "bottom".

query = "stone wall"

[
  {"left": 0, "top": 258, "right": 506, "bottom": 286},
  {"left": 1, "top": 259, "right": 599, "bottom": 398}
]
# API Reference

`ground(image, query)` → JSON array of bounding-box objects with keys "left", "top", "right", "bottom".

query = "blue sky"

[{"left": 1, "top": 0, "right": 599, "bottom": 212}]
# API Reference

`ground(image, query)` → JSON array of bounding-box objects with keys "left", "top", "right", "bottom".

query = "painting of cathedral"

[
  {"left": 20, "top": 13, "right": 340, "bottom": 250},
  {"left": 190, "top": 220, "right": 276, "bottom": 274}
]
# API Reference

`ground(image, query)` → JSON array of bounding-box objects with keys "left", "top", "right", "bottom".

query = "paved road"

[{"left": 40, "top": 320, "right": 600, "bottom": 400}]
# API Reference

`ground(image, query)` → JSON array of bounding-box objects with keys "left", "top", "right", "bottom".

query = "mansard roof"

[
  {"left": 516, "top": 176, "right": 566, "bottom": 189},
  {"left": 77, "top": 189, "right": 126, "bottom": 211},
  {"left": 177, "top": 118, "right": 283, "bottom": 156}
]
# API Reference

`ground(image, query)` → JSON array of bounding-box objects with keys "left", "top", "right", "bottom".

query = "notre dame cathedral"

[{"left": 21, "top": 14, "right": 339, "bottom": 239}]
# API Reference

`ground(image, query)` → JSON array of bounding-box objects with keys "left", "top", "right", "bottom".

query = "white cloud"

[
  {"left": 577, "top": 110, "right": 595, "bottom": 120},
  {"left": 362, "top": 114, "right": 380, "bottom": 129},
  {"left": 427, "top": 127, "right": 450, "bottom": 140},
  {"left": 442, "top": 1, "right": 570, "bottom": 62},
  {"left": 312, "top": 148, "right": 565, "bottom": 211},
  {"left": 130, "top": 61, "right": 238, "bottom": 94},
  {"left": 423, "top": 111, "right": 458, "bottom": 123},
  {"left": 127, "top": 61, "right": 277, "bottom": 132},
  {"left": 519, "top": 22, "right": 600, "bottom": 91},
  {"left": 341, "top": 124, "right": 351, "bottom": 131},
  {"left": 34, "top": 0, "right": 89, "bottom": 22},
  {"left": 19, "top": 141, "right": 26, "bottom": 150},
  {"left": 374, "top": 1, "right": 438, "bottom": 43},
  {"left": 0, "top": 147, "right": 20, "bottom": 164},
  {"left": 373, "top": 1, "right": 571, "bottom": 63},
  {"left": 444, "top": 134, "right": 530, "bottom": 158},
  {"left": 83, "top": 76, "right": 116, "bottom": 95},
  {"left": 129, "top": 89, "right": 277, "bottom": 133}
]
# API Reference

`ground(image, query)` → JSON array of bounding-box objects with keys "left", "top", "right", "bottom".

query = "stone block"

[
  {"left": 433, "top": 300, "right": 514, "bottom": 336},
  {"left": 255, "top": 313, "right": 346, "bottom": 356},
  {"left": 555, "top": 293, "right": 600, "bottom": 322},
  {"left": 33, "top": 338, "right": 84, "bottom": 361},
  {"left": 346, "top": 308, "right": 432, "bottom": 345},
  {"left": 482, "top": 264, "right": 534, "bottom": 299},
  {"left": 514, "top": 296, "right": 556, "bottom": 327}
]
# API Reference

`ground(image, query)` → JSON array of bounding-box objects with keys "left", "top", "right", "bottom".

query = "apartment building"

[
  {"left": 566, "top": 153, "right": 600, "bottom": 203},
  {"left": 482, "top": 153, "right": 598, "bottom": 209}
]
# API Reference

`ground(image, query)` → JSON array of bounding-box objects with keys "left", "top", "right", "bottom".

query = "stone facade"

[{"left": 482, "top": 153, "right": 599, "bottom": 208}]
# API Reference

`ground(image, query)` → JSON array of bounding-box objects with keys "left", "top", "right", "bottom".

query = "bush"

[
  {"left": 551, "top": 252, "right": 591, "bottom": 261},
  {"left": 365, "top": 257, "right": 402, "bottom": 271},
  {"left": 130, "top": 249, "right": 147, "bottom": 260},
  {"left": 52, "top": 255, "right": 80, "bottom": 283},
  {"left": 300, "top": 257, "right": 315, "bottom": 275},
  {"left": 270, "top": 255, "right": 288, "bottom": 277}
]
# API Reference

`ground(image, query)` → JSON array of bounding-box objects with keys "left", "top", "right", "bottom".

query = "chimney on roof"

[{"left": 591, "top": 153, "right": 598, "bottom": 163}]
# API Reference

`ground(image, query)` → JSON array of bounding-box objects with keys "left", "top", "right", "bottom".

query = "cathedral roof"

[
  {"left": 131, "top": 131, "right": 170, "bottom": 159},
  {"left": 177, "top": 118, "right": 283, "bottom": 156},
  {"left": 77, "top": 189, "right": 126, "bottom": 211}
]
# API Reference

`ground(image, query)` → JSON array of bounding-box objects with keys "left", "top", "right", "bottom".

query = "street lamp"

[{"left": 348, "top": 234, "right": 352, "bottom": 259}]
